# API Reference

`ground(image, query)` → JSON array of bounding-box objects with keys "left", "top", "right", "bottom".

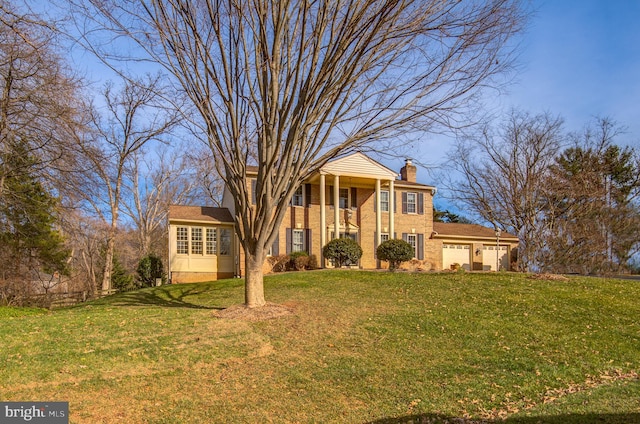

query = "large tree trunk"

[
  {"left": 244, "top": 249, "right": 266, "bottom": 308},
  {"left": 101, "top": 234, "right": 115, "bottom": 292}
]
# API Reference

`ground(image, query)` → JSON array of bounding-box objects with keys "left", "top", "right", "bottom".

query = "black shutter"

[
  {"left": 417, "top": 234, "right": 424, "bottom": 260},
  {"left": 418, "top": 193, "right": 424, "bottom": 215},
  {"left": 272, "top": 234, "right": 279, "bottom": 256},
  {"left": 305, "top": 184, "right": 312, "bottom": 207},
  {"left": 351, "top": 187, "right": 357, "bottom": 208},
  {"left": 305, "top": 229, "right": 312, "bottom": 254},
  {"left": 329, "top": 186, "right": 334, "bottom": 206},
  {"left": 286, "top": 228, "right": 292, "bottom": 255},
  {"left": 394, "top": 191, "right": 397, "bottom": 213},
  {"left": 402, "top": 192, "right": 408, "bottom": 214}
]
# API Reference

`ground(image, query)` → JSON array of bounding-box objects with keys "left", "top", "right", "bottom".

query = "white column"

[
  {"left": 389, "top": 179, "right": 395, "bottom": 239},
  {"left": 320, "top": 173, "right": 326, "bottom": 266},
  {"left": 375, "top": 179, "right": 381, "bottom": 247},
  {"left": 333, "top": 174, "right": 340, "bottom": 240}
]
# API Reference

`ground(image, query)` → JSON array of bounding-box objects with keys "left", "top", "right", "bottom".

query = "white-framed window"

[
  {"left": 406, "top": 234, "right": 417, "bottom": 257},
  {"left": 380, "top": 190, "right": 389, "bottom": 212},
  {"left": 406, "top": 192, "right": 417, "bottom": 214},
  {"left": 206, "top": 228, "right": 217, "bottom": 255},
  {"left": 219, "top": 228, "right": 231, "bottom": 255},
  {"left": 380, "top": 233, "right": 390, "bottom": 243},
  {"left": 177, "top": 226, "right": 189, "bottom": 254},
  {"left": 191, "top": 227, "right": 203, "bottom": 255},
  {"left": 339, "top": 188, "right": 349, "bottom": 209},
  {"left": 292, "top": 229, "right": 304, "bottom": 252},
  {"left": 292, "top": 185, "right": 304, "bottom": 207}
]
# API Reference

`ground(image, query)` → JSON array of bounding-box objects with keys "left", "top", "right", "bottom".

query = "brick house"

[{"left": 168, "top": 153, "right": 518, "bottom": 282}]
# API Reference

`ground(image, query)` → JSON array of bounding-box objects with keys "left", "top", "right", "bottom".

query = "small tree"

[
  {"left": 377, "top": 239, "right": 414, "bottom": 271},
  {"left": 323, "top": 238, "right": 363, "bottom": 268},
  {"left": 136, "top": 253, "right": 164, "bottom": 287},
  {"left": 111, "top": 255, "right": 135, "bottom": 292}
]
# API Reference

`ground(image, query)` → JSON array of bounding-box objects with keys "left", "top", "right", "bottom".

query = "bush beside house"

[{"left": 376, "top": 239, "right": 414, "bottom": 271}]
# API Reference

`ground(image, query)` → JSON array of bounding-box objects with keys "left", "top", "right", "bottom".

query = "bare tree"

[
  {"left": 0, "top": 1, "right": 83, "bottom": 197},
  {"left": 122, "top": 147, "right": 202, "bottom": 257},
  {"left": 442, "top": 110, "right": 565, "bottom": 271},
  {"left": 75, "top": 0, "right": 527, "bottom": 306},
  {"left": 78, "top": 75, "right": 180, "bottom": 292},
  {"left": 184, "top": 146, "right": 226, "bottom": 207}
]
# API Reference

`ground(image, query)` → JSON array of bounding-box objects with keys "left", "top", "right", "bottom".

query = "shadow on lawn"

[
  {"left": 106, "top": 285, "right": 225, "bottom": 310},
  {"left": 368, "top": 412, "right": 640, "bottom": 424}
]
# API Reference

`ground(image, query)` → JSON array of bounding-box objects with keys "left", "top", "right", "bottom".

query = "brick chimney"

[{"left": 400, "top": 158, "right": 417, "bottom": 182}]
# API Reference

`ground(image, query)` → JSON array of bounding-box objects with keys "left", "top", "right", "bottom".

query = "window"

[
  {"left": 176, "top": 227, "right": 188, "bottom": 254},
  {"left": 339, "top": 188, "right": 349, "bottom": 209},
  {"left": 219, "top": 228, "right": 231, "bottom": 255},
  {"left": 292, "top": 185, "right": 304, "bottom": 206},
  {"left": 191, "top": 227, "right": 203, "bottom": 255},
  {"left": 406, "top": 192, "right": 417, "bottom": 214},
  {"left": 380, "top": 233, "right": 389, "bottom": 243},
  {"left": 380, "top": 190, "right": 389, "bottom": 212},
  {"left": 292, "top": 229, "right": 304, "bottom": 252},
  {"left": 206, "top": 228, "right": 217, "bottom": 255},
  {"left": 406, "top": 234, "right": 417, "bottom": 257}
]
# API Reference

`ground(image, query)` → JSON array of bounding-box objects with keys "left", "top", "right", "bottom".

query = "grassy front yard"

[{"left": 1, "top": 271, "right": 638, "bottom": 423}]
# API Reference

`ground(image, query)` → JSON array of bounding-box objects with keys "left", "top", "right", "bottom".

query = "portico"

[{"left": 314, "top": 153, "right": 399, "bottom": 264}]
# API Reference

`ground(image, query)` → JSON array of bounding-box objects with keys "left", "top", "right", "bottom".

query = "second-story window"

[
  {"left": 380, "top": 190, "right": 389, "bottom": 212},
  {"left": 292, "top": 186, "right": 304, "bottom": 206},
  {"left": 406, "top": 192, "right": 417, "bottom": 214},
  {"left": 339, "top": 188, "right": 349, "bottom": 209}
]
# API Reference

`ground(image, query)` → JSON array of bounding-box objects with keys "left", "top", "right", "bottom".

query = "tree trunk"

[
  {"left": 101, "top": 235, "right": 115, "bottom": 292},
  {"left": 244, "top": 250, "right": 266, "bottom": 308}
]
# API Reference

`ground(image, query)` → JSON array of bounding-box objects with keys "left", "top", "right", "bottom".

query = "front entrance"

[{"left": 328, "top": 224, "right": 359, "bottom": 267}]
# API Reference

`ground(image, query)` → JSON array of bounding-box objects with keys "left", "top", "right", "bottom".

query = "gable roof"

[
  {"left": 433, "top": 222, "right": 518, "bottom": 241},
  {"left": 321, "top": 152, "right": 399, "bottom": 179},
  {"left": 233, "top": 152, "right": 435, "bottom": 190},
  {"left": 168, "top": 205, "right": 235, "bottom": 224}
]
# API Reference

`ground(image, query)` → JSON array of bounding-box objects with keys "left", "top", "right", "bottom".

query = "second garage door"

[{"left": 483, "top": 245, "right": 509, "bottom": 271}]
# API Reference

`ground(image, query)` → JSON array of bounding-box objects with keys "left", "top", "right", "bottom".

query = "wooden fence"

[{"left": 4, "top": 289, "right": 121, "bottom": 309}]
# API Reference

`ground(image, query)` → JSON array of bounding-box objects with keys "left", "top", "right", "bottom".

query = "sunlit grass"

[{"left": 1, "top": 271, "right": 638, "bottom": 423}]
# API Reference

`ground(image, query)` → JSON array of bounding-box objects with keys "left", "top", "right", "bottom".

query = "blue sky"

[
  {"left": 501, "top": 0, "right": 640, "bottom": 141},
  {"left": 400, "top": 0, "right": 640, "bottom": 211},
  {"left": 402, "top": 0, "right": 640, "bottom": 205},
  {"left": 40, "top": 0, "right": 638, "bottom": 181}
]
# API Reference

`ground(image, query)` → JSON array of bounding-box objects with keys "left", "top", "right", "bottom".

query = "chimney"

[{"left": 400, "top": 158, "right": 417, "bottom": 183}]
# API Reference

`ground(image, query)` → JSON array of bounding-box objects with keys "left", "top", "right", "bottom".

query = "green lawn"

[{"left": 1, "top": 271, "right": 639, "bottom": 423}]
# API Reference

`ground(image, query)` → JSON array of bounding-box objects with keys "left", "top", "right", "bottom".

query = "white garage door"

[
  {"left": 442, "top": 244, "right": 471, "bottom": 270},
  {"left": 483, "top": 245, "right": 509, "bottom": 271}
]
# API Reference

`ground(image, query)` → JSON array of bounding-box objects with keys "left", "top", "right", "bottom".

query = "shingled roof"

[
  {"left": 168, "top": 205, "right": 234, "bottom": 224},
  {"left": 433, "top": 222, "right": 518, "bottom": 240}
]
